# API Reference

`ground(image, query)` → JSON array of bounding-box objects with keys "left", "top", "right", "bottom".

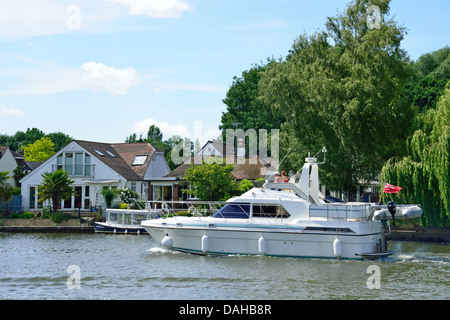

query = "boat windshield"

[{"left": 212, "top": 203, "right": 250, "bottom": 219}]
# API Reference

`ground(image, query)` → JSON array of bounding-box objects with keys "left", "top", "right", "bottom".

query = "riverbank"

[
  {"left": 0, "top": 219, "right": 94, "bottom": 233},
  {"left": 387, "top": 225, "right": 450, "bottom": 243}
]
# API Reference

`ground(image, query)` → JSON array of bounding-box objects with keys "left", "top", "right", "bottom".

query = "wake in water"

[{"left": 147, "top": 246, "right": 181, "bottom": 255}]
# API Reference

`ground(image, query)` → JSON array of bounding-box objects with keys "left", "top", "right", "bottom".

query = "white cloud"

[
  {"left": 0, "top": 59, "right": 139, "bottom": 96},
  {"left": 0, "top": 0, "right": 190, "bottom": 39},
  {"left": 108, "top": 0, "right": 190, "bottom": 18},
  {"left": 0, "top": 0, "right": 68, "bottom": 39},
  {"left": 0, "top": 106, "right": 25, "bottom": 117},
  {"left": 81, "top": 62, "right": 139, "bottom": 95},
  {"left": 131, "top": 117, "right": 191, "bottom": 139}
]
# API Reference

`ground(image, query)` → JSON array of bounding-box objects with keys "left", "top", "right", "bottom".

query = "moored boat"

[{"left": 95, "top": 209, "right": 161, "bottom": 234}]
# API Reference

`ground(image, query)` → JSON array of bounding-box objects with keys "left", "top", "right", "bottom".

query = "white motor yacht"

[{"left": 141, "top": 156, "right": 422, "bottom": 259}]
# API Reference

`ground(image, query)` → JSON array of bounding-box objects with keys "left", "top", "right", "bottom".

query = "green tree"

[
  {"left": 45, "top": 132, "right": 72, "bottom": 151},
  {"left": 259, "top": 0, "right": 414, "bottom": 197},
  {"left": 220, "top": 63, "right": 284, "bottom": 134},
  {"left": 406, "top": 47, "right": 450, "bottom": 112},
  {"left": 13, "top": 165, "right": 25, "bottom": 187},
  {"left": 147, "top": 124, "right": 163, "bottom": 143},
  {"left": 0, "top": 171, "right": 13, "bottom": 212},
  {"left": 22, "top": 137, "right": 55, "bottom": 162},
  {"left": 182, "top": 160, "right": 239, "bottom": 201},
  {"left": 101, "top": 188, "right": 117, "bottom": 208},
  {"left": 381, "top": 82, "right": 450, "bottom": 227},
  {"left": 38, "top": 169, "right": 75, "bottom": 214}
]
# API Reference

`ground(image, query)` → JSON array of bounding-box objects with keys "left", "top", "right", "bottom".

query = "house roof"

[
  {"left": 198, "top": 141, "right": 235, "bottom": 156},
  {"left": 0, "top": 146, "right": 24, "bottom": 160},
  {"left": 74, "top": 140, "right": 159, "bottom": 181},
  {"left": 163, "top": 155, "right": 275, "bottom": 180}
]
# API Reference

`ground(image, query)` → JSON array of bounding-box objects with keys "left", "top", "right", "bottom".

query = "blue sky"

[{"left": 0, "top": 0, "right": 449, "bottom": 144}]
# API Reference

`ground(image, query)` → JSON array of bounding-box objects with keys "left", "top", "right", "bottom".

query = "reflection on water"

[{"left": 0, "top": 233, "right": 448, "bottom": 300}]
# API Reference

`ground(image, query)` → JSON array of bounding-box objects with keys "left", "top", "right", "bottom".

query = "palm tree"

[
  {"left": 0, "top": 171, "right": 13, "bottom": 213},
  {"left": 38, "top": 169, "right": 75, "bottom": 213}
]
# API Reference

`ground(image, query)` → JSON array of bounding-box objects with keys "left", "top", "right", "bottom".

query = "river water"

[{"left": 0, "top": 233, "right": 448, "bottom": 300}]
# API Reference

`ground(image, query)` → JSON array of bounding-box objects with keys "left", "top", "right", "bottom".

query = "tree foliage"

[
  {"left": 38, "top": 169, "right": 75, "bottom": 214},
  {"left": 182, "top": 160, "right": 239, "bottom": 201},
  {"left": 220, "top": 63, "right": 285, "bottom": 134},
  {"left": 0, "top": 128, "right": 71, "bottom": 153},
  {"left": 258, "top": 0, "right": 414, "bottom": 195},
  {"left": 0, "top": 171, "right": 13, "bottom": 212},
  {"left": 21, "top": 137, "right": 55, "bottom": 162},
  {"left": 381, "top": 83, "right": 450, "bottom": 226}
]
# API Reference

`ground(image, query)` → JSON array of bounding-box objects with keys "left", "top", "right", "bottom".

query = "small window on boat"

[
  {"left": 132, "top": 155, "right": 147, "bottom": 166},
  {"left": 252, "top": 204, "right": 290, "bottom": 218},
  {"left": 212, "top": 203, "right": 250, "bottom": 219}
]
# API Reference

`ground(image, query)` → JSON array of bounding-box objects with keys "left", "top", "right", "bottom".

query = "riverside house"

[
  {"left": 19, "top": 140, "right": 170, "bottom": 212},
  {"left": 148, "top": 140, "right": 277, "bottom": 206}
]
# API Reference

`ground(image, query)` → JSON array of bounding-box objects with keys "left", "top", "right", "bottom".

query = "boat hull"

[
  {"left": 142, "top": 218, "right": 390, "bottom": 260},
  {"left": 94, "top": 222, "right": 148, "bottom": 234}
]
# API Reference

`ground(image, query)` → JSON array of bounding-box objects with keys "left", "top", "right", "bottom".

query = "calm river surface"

[{"left": 0, "top": 233, "right": 448, "bottom": 300}]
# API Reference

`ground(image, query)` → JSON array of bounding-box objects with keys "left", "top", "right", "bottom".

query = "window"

[
  {"left": 56, "top": 155, "right": 63, "bottom": 171},
  {"left": 212, "top": 203, "right": 250, "bottom": 219},
  {"left": 29, "top": 187, "right": 36, "bottom": 209},
  {"left": 75, "top": 153, "right": 83, "bottom": 175},
  {"left": 105, "top": 150, "right": 116, "bottom": 157},
  {"left": 94, "top": 149, "right": 105, "bottom": 156},
  {"left": 132, "top": 155, "right": 147, "bottom": 166},
  {"left": 85, "top": 154, "right": 91, "bottom": 176},
  {"left": 65, "top": 153, "right": 73, "bottom": 175},
  {"left": 252, "top": 204, "right": 290, "bottom": 218}
]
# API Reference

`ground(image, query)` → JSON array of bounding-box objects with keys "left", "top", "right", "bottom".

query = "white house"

[
  {"left": 19, "top": 140, "right": 170, "bottom": 212},
  {"left": 0, "top": 146, "right": 25, "bottom": 187}
]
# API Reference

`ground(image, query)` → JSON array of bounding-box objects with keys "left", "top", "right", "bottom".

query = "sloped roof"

[
  {"left": 164, "top": 155, "right": 275, "bottom": 180},
  {"left": 74, "top": 140, "right": 158, "bottom": 181},
  {"left": 198, "top": 141, "right": 235, "bottom": 156},
  {"left": 0, "top": 146, "right": 24, "bottom": 160}
]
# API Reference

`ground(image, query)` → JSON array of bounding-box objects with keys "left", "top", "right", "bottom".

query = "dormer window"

[{"left": 132, "top": 155, "right": 147, "bottom": 166}]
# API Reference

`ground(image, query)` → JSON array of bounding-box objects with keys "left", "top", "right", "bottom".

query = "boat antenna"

[{"left": 315, "top": 146, "right": 327, "bottom": 164}]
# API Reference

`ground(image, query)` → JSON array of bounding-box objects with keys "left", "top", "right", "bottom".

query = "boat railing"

[
  {"left": 146, "top": 200, "right": 227, "bottom": 219},
  {"left": 309, "top": 203, "right": 372, "bottom": 221},
  {"left": 105, "top": 208, "right": 160, "bottom": 226}
]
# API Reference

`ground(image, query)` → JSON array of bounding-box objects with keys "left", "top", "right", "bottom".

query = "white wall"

[
  {"left": 144, "top": 152, "right": 170, "bottom": 180},
  {"left": 20, "top": 141, "right": 127, "bottom": 211},
  {"left": 0, "top": 149, "right": 18, "bottom": 187}
]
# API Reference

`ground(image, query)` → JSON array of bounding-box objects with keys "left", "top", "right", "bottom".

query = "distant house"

[
  {"left": 19, "top": 140, "right": 170, "bottom": 212},
  {"left": 0, "top": 146, "right": 26, "bottom": 187},
  {"left": 148, "top": 140, "right": 277, "bottom": 204}
]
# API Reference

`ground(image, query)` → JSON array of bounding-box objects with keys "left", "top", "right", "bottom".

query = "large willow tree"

[
  {"left": 259, "top": 0, "right": 415, "bottom": 196},
  {"left": 381, "top": 83, "right": 450, "bottom": 227}
]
